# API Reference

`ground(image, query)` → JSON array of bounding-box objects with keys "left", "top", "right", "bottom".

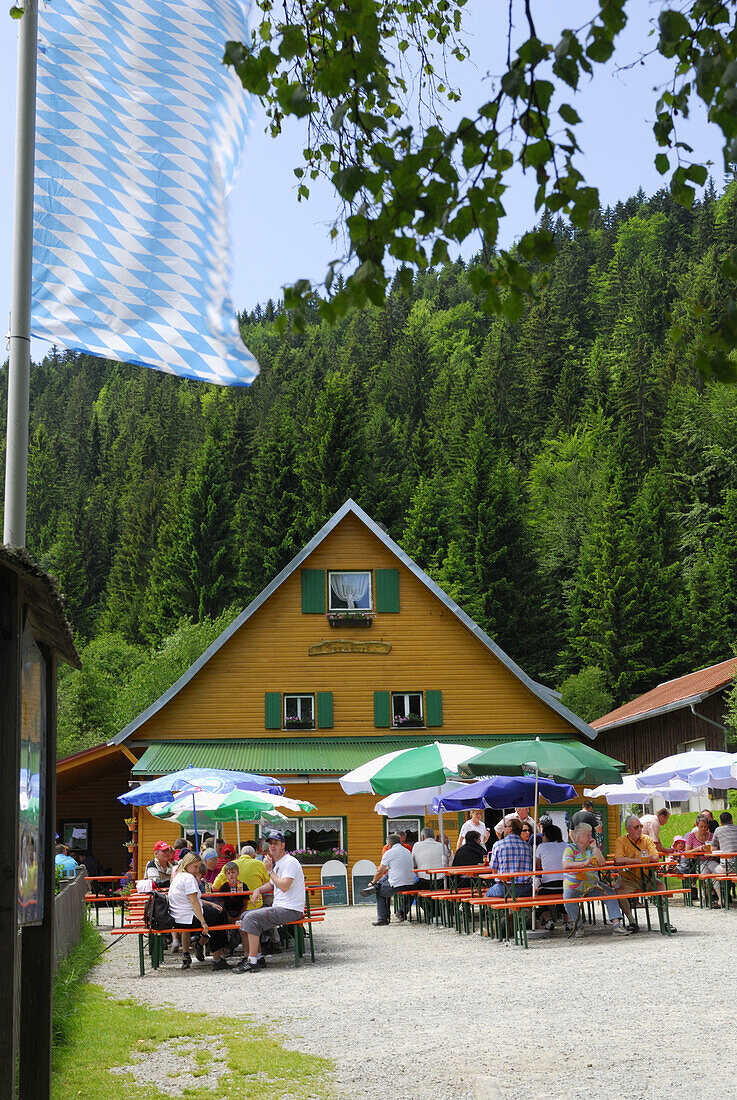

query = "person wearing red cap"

[
  {"left": 145, "top": 841, "right": 174, "bottom": 887},
  {"left": 216, "top": 843, "right": 236, "bottom": 872}
]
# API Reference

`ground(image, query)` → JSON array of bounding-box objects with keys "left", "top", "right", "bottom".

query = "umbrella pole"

[
  {"left": 531, "top": 767, "right": 539, "bottom": 931},
  {"left": 236, "top": 809, "right": 241, "bottom": 851},
  {"left": 193, "top": 792, "right": 199, "bottom": 854}
]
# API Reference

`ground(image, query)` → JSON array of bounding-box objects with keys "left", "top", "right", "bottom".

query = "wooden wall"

[
  {"left": 128, "top": 513, "right": 577, "bottom": 746},
  {"left": 57, "top": 757, "right": 132, "bottom": 874},
  {"left": 595, "top": 691, "right": 728, "bottom": 774}
]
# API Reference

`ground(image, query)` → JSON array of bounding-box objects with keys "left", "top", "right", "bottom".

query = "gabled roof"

[
  {"left": 592, "top": 656, "right": 737, "bottom": 732},
  {"left": 110, "top": 499, "right": 597, "bottom": 744}
]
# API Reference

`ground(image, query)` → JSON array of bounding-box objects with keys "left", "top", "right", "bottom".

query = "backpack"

[{"left": 144, "top": 889, "right": 171, "bottom": 930}]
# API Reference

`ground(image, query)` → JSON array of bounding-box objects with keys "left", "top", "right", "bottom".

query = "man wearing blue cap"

[{"left": 234, "top": 831, "right": 305, "bottom": 974}]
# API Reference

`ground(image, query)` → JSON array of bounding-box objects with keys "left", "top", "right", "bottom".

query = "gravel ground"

[{"left": 92, "top": 898, "right": 734, "bottom": 1100}]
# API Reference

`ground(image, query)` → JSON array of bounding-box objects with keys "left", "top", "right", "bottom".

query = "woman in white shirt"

[
  {"left": 456, "top": 809, "right": 490, "bottom": 851},
  {"left": 534, "top": 822, "right": 570, "bottom": 932},
  {"left": 167, "top": 851, "right": 229, "bottom": 970}
]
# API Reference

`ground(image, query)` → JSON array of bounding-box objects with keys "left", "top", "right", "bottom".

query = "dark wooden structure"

[
  {"left": 592, "top": 659, "right": 735, "bottom": 774},
  {"left": 0, "top": 547, "right": 79, "bottom": 1099}
]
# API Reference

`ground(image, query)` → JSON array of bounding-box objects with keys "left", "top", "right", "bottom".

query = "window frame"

[
  {"left": 302, "top": 816, "right": 346, "bottom": 852},
  {"left": 391, "top": 691, "right": 424, "bottom": 728},
  {"left": 283, "top": 693, "right": 315, "bottom": 730},
  {"left": 327, "top": 569, "right": 373, "bottom": 612}
]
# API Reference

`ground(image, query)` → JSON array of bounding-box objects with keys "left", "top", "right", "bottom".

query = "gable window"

[
  {"left": 284, "top": 694, "right": 315, "bottom": 730},
  {"left": 328, "top": 570, "right": 372, "bottom": 611},
  {"left": 392, "top": 692, "right": 424, "bottom": 727}
]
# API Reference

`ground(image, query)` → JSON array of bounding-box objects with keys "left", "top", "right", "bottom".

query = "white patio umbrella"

[
  {"left": 635, "top": 750, "right": 735, "bottom": 788},
  {"left": 686, "top": 753, "right": 737, "bottom": 790},
  {"left": 373, "top": 782, "right": 468, "bottom": 855},
  {"left": 585, "top": 775, "right": 697, "bottom": 805}
]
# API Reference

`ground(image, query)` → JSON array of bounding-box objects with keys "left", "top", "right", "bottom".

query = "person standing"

[
  {"left": 571, "top": 800, "right": 603, "bottom": 849},
  {"left": 456, "top": 809, "right": 490, "bottom": 851},
  {"left": 639, "top": 808, "right": 670, "bottom": 854}
]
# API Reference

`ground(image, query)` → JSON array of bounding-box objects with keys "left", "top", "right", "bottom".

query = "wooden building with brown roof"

[{"left": 592, "top": 657, "right": 736, "bottom": 776}]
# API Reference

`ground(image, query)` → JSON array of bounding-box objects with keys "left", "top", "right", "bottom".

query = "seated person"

[
  {"left": 613, "top": 814, "right": 662, "bottom": 929},
  {"left": 202, "top": 848, "right": 220, "bottom": 885},
  {"left": 535, "top": 821, "right": 567, "bottom": 930},
  {"left": 217, "top": 860, "right": 249, "bottom": 953},
  {"left": 711, "top": 811, "right": 737, "bottom": 876},
  {"left": 484, "top": 818, "right": 532, "bottom": 899},
  {"left": 664, "top": 835, "right": 688, "bottom": 873},
  {"left": 144, "top": 841, "right": 174, "bottom": 887},
  {"left": 365, "top": 834, "right": 418, "bottom": 925},
  {"left": 235, "top": 831, "right": 306, "bottom": 973},
  {"left": 452, "top": 829, "right": 487, "bottom": 888},
  {"left": 562, "top": 823, "right": 631, "bottom": 937},
  {"left": 167, "top": 852, "right": 229, "bottom": 971},
  {"left": 54, "top": 844, "right": 78, "bottom": 877},
  {"left": 412, "top": 826, "right": 448, "bottom": 888},
  {"left": 686, "top": 812, "right": 722, "bottom": 905}
]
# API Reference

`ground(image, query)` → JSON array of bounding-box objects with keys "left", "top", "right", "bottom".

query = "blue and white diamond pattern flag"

[{"left": 32, "top": 0, "right": 259, "bottom": 386}]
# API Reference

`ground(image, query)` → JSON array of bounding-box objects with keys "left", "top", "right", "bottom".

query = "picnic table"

[{"left": 108, "top": 881, "right": 332, "bottom": 975}]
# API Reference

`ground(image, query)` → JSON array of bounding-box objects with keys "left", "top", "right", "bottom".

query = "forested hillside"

[{"left": 4, "top": 181, "right": 737, "bottom": 756}]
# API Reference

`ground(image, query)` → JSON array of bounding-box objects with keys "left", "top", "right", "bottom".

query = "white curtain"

[
  {"left": 330, "top": 573, "right": 369, "bottom": 609},
  {"left": 307, "top": 818, "right": 343, "bottom": 834}
]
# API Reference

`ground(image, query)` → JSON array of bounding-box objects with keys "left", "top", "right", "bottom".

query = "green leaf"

[
  {"left": 10, "top": 4, "right": 23, "bottom": 15},
  {"left": 655, "top": 153, "right": 669, "bottom": 175},
  {"left": 559, "top": 104, "right": 581, "bottom": 125}
]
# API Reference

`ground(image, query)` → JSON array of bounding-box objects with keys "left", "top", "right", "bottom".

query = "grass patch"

[
  {"left": 52, "top": 984, "right": 337, "bottom": 1100},
  {"left": 53, "top": 921, "right": 104, "bottom": 1047},
  {"left": 660, "top": 811, "right": 699, "bottom": 848}
]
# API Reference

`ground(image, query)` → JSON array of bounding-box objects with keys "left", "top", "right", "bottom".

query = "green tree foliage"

[
  {"left": 559, "top": 667, "right": 614, "bottom": 725},
  {"left": 224, "top": 1, "right": 737, "bottom": 376}
]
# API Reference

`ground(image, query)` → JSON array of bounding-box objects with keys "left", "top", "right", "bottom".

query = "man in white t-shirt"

[
  {"left": 412, "top": 827, "right": 448, "bottom": 887},
  {"left": 494, "top": 807, "right": 535, "bottom": 839},
  {"left": 235, "top": 831, "right": 306, "bottom": 974},
  {"left": 367, "top": 834, "right": 417, "bottom": 926},
  {"left": 456, "top": 809, "right": 490, "bottom": 850}
]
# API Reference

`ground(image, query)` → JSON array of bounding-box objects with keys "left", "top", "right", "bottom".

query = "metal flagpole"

[{"left": 4, "top": 0, "right": 38, "bottom": 547}]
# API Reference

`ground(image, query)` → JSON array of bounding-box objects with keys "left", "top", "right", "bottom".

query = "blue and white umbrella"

[{"left": 118, "top": 767, "right": 284, "bottom": 806}]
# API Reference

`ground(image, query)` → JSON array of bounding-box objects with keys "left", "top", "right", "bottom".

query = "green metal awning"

[{"left": 129, "top": 735, "right": 579, "bottom": 779}]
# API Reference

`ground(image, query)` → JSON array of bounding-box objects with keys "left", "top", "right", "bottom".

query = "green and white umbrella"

[
  {"left": 149, "top": 788, "right": 316, "bottom": 833},
  {"left": 340, "top": 742, "right": 480, "bottom": 798},
  {"left": 461, "top": 738, "right": 625, "bottom": 787}
]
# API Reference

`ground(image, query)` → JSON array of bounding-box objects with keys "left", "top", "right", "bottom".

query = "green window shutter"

[
  {"left": 316, "top": 691, "right": 334, "bottom": 729},
  {"left": 425, "top": 690, "right": 443, "bottom": 727},
  {"left": 374, "top": 691, "right": 391, "bottom": 728},
  {"left": 301, "top": 569, "right": 326, "bottom": 613},
  {"left": 265, "top": 692, "right": 282, "bottom": 729},
  {"left": 375, "top": 568, "right": 399, "bottom": 613}
]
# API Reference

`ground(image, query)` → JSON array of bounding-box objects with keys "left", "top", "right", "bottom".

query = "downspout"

[{"left": 688, "top": 703, "right": 729, "bottom": 748}]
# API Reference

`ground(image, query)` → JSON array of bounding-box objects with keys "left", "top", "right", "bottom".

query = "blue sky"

[{"left": 0, "top": 1, "right": 727, "bottom": 346}]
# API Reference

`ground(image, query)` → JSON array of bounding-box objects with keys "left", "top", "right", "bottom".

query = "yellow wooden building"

[{"left": 57, "top": 500, "right": 618, "bottom": 886}]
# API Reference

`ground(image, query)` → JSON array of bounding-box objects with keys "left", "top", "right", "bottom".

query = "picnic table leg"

[
  {"left": 308, "top": 921, "right": 315, "bottom": 963},
  {"left": 138, "top": 935, "right": 145, "bottom": 977}
]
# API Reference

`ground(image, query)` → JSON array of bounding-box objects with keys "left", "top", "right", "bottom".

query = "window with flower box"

[
  {"left": 284, "top": 694, "right": 315, "bottom": 730},
  {"left": 328, "top": 570, "right": 372, "bottom": 611},
  {"left": 391, "top": 692, "right": 424, "bottom": 727},
  {"left": 374, "top": 690, "right": 442, "bottom": 728}
]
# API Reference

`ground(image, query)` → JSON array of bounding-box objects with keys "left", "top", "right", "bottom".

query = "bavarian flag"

[{"left": 32, "top": 0, "right": 259, "bottom": 386}]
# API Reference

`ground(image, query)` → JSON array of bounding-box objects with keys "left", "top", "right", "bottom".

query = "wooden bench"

[
  {"left": 110, "top": 892, "right": 325, "bottom": 975},
  {"left": 397, "top": 886, "right": 688, "bottom": 947}
]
